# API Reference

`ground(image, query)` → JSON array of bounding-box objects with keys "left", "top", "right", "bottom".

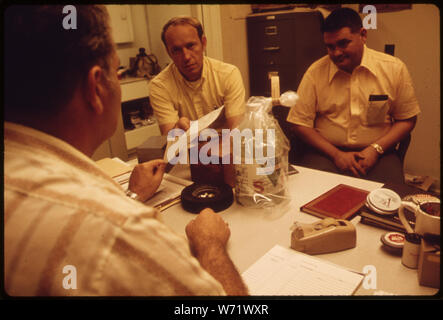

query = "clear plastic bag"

[
  {"left": 233, "top": 95, "right": 292, "bottom": 210},
  {"left": 279, "top": 90, "right": 299, "bottom": 107}
]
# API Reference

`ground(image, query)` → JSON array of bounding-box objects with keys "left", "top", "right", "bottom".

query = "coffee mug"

[{"left": 398, "top": 200, "right": 440, "bottom": 236}]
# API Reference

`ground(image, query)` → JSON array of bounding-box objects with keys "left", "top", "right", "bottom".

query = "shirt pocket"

[{"left": 364, "top": 95, "right": 390, "bottom": 126}]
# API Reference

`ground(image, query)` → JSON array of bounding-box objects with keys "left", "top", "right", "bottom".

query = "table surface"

[{"left": 160, "top": 164, "right": 439, "bottom": 296}]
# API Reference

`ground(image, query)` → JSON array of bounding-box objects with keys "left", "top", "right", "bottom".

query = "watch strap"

[
  {"left": 125, "top": 189, "right": 139, "bottom": 200},
  {"left": 370, "top": 143, "right": 384, "bottom": 155}
]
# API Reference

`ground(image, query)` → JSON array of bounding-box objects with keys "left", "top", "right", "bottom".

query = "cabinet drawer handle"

[
  {"left": 263, "top": 46, "right": 280, "bottom": 51},
  {"left": 265, "top": 26, "right": 277, "bottom": 35}
]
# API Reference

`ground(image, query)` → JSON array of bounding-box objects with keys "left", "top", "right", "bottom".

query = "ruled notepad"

[{"left": 242, "top": 245, "right": 364, "bottom": 296}]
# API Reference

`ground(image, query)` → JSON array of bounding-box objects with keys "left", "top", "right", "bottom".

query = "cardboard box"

[
  {"left": 417, "top": 239, "right": 440, "bottom": 288},
  {"left": 136, "top": 135, "right": 166, "bottom": 164}
]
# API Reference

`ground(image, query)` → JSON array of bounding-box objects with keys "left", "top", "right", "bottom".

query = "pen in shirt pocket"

[{"left": 369, "top": 94, "right": 388, "bottom": 101}]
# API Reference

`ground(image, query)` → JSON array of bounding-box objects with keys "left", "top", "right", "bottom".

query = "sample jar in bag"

[{"left": 233, "top": 96, "right": 290, "bottom": 209}]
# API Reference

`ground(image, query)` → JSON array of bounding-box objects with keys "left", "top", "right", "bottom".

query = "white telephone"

[{"left": 290, "top": 218, "right": 356, "bottom": 255}]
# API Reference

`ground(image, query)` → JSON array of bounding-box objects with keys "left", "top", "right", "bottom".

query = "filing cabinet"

[{"left": 247, "top": 10, "right": 326, "bottom": 96}]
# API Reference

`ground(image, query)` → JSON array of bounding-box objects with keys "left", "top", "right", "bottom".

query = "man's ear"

[
  {"left": 85, "top": 65, "right": 105, "bottom": 115},
  {"left": 360, "top": 28, "right": 368, "bottom": 43}
]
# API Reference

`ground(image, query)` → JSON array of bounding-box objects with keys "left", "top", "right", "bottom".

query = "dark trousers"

[{"left": 292, "top": 142, "right": 405, "bottom": 185}]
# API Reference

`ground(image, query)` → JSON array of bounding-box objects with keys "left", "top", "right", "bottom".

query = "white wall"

[
  {"left": 145, "top": 4, "right": 195, "bottom": 69},
  {"left": 357, "top": 4, "right": 440, "bottom": 184},
  {"left": 219, "top": 5, "right": 252, "bottom": 98},
  {"left": 113, "top": 5, "right": 151, "bottom": 69}
]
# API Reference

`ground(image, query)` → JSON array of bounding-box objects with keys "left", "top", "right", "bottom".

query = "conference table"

[
  {"left": 155, "top": 162, "right": 439, "bottom": 297},
  {"left": 115, "top": 156, "right": 439, "bottom": 296}
]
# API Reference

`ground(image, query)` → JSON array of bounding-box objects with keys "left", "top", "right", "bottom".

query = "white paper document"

[
  {"left": 163, "top": 105, "right": 225, "bottom": 162},
  {"left": 242, "top": 245, "right": 364, "bottom": 296}
]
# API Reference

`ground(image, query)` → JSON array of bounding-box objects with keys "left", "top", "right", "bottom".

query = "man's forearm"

[
  {"left": 194, "top": 244, "right": 249, "bottom": 296},
  {"left": 371, "top": 117, "right": 417, "bottom": 152}
]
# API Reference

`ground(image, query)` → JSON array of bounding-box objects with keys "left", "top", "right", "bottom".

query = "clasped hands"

[{"left": 332, "top": 145, "right": 380, "bottom": 178}]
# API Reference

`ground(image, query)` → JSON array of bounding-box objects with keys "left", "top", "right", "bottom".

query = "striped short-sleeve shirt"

[{"left": 4, "top": 122, "right": 225, "bottom": 296}]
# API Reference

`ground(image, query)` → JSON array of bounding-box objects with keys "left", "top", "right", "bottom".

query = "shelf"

[{"left": 120, "top": 77, "right": 150, "bottom": 102}]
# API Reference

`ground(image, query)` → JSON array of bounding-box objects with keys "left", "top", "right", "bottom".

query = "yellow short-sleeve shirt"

[
  {"left": 149, "top": 56, "right": 245, "bottom": 126},
  {"left": 287, "top": 45, "right": 420, "bottom": 148}
]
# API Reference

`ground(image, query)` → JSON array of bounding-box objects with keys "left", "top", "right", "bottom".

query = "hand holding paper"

[{"left": 128, "top": 159, "right": 167, "bottom": 202}]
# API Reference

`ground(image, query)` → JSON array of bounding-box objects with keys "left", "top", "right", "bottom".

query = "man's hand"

[
  {"left": 175, "top": 117, "right": 191, "bottom": 131},
  {"left": 185, "top": 208, "right": 248, "bottom": 295},
  {"left": 293, "top": 125, "right": 367, "bottom": 178},
  {"left": 159, "top": 117, "right": 191, "bottom": 136},
  {"left": 186, "top": 208, "right": 230, "bottom": 257},
  {"left": 332, "top": 150, "right": 366, "bottom": 177},
  {"left": 128, "top": 159, "right": 166, "bottom": 202},
  {"left": 356, "top": 146, "right": 380, "bottom": 173}
]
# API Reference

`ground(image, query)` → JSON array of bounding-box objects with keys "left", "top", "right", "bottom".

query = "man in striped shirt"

[{"left": 4, "top": 5, "right": 247, "bottom": 296}]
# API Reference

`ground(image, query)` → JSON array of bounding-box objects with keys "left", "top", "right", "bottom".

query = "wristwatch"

[
  {"left": 125, "top": 189, "right": 139, "bottom": 201},
  {"left": 370, "top": 143, "right": 384, "bottom": 155}
]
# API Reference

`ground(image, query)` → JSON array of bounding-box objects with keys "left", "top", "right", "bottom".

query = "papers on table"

[
  {"left": 115, "top": 171, "right": 191, "bottom": 211},
  {"left": 96, "top": 157, "right": 134, "bottom": 178},
  {"left": 144, "top": 174, "right": 192, "bottom": 210},
  {"left": 242, "top": 245, "right": 364, "bottom": 296}
]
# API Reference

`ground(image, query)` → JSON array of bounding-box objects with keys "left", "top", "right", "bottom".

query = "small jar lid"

[
  {"left": 381, "top": 231, "right": 405, "bottom": 249},
  {"left": 367, "top": 188, "right": 402, "bottom": 213}
]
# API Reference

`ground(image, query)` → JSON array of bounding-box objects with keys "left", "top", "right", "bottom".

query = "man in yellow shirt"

[
  {"left": 287, "top": 8, "right": 420, "bottom": 184},
  {"left": 149, "top": 17, "right": 245, "bottom": 135}
]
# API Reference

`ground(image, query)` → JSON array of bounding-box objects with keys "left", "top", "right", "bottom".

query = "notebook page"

[{"left": 242, "top": 245, "right": 364, "bottom": 296}]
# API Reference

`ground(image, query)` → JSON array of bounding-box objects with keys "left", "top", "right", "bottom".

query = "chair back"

[{"left": 396, "top": 133, "right": 411, "bottom": 163}]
